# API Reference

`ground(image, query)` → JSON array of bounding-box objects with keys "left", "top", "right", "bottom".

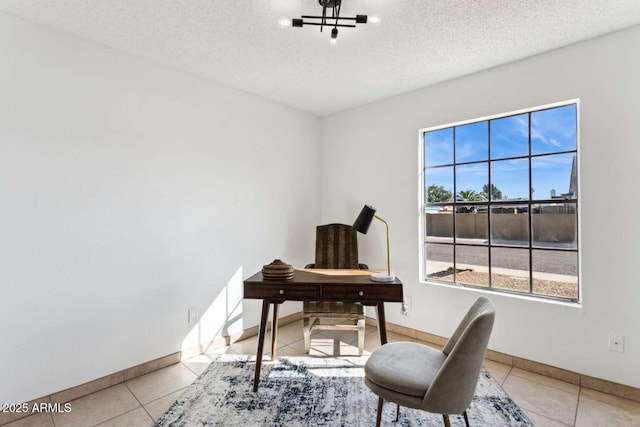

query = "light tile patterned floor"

[{"left": 6, "top": 320, "right": 640, "bottom": 426}]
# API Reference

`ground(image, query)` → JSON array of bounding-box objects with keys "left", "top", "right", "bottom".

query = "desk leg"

[
  {"left": 253, "top": 300, "right": 270, "bottom": 392},
  {"left": 271, "top": 303, "right": 279, "bottom": 361},
  {"left": 376, "top": 302, "right": 388, "bottom": 345}
]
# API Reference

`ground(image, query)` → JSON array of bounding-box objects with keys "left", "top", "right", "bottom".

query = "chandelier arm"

[
  {"left": 301, "top": 15, "right": 361, "bottom": 21},
  {"left": 295, "top": 22, "right": 356, "bottom": 28},
  {"left": 321, "top": 0, "right": 327, "bottom": 31}
]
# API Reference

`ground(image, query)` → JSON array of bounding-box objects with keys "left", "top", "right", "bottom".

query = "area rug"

[{"left": 155, "top": 354, "right": 534, "bottom": 426}]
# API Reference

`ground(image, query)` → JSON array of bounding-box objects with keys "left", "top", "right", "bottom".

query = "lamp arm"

[{"left": 374, "top": 214, "right": 391, "bottom": 276}]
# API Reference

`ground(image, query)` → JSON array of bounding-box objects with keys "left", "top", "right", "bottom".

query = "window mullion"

[
  {"left": 452, "top": 127, "right": 457, "bottom": 284},
  {"left": 487, "top": 120, "right": 492, "bottom": 289},
  {"left": 527, "top": 112, "right": 533, "bottom": 295}
]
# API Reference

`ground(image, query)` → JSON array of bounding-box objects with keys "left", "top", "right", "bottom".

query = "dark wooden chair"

[{"left": 304, "top": 223, "right": 368, "bottom": 355}]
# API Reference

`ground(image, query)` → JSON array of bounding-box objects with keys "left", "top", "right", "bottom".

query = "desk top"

[{"left": 244, "top": 268, "right": 403, "bottom": 286}]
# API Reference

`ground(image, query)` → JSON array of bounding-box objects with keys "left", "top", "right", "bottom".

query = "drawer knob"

[
  {"left": 279, "top": 289, "right": 285, "bottom": 295},
  {"left": 358, "top": 291, "right": 364, "bottom": 296}
]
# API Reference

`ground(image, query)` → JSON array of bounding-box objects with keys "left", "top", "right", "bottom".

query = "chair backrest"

[
  {"left": 422, "top": 297, "right": 495, "bottom": 414},
  {"left": 314, "top": 223, "right": 360, "bottom": 269}
]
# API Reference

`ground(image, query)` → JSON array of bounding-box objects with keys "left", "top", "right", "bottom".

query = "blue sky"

[{"left": 425, "top": 104, "right": 577, "bottom": 201}]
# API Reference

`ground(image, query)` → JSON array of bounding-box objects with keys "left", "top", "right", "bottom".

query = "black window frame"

[{"left": 420, "top": 100, "right": 580, "bottom": 303}]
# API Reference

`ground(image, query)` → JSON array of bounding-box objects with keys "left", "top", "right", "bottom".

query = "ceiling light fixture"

[{"left": 289, "top": 0, "right": 369, "bottom": 43}]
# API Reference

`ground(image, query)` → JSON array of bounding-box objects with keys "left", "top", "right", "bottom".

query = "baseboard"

[
  {"left": 367, "top": 316, "right": 640, "bottom": 403},
  {"left": 0, "top": 352, "right": 181, "bottom": 426}
]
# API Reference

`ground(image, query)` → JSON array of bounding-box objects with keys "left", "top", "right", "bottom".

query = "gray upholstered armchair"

[
  {"left": 364, "top": 297, "right": 495, "bottom": 427},
  {"left": 303, "top": 223, "right": 368, "bottom": 356}
]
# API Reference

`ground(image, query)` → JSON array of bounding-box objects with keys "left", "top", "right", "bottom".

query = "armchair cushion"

[{"left": 365, "top": 342, "right": 446, "bottom": 398}]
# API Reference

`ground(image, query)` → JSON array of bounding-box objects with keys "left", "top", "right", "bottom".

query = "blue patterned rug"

[{"left": 155, "top": 354, "right": 534, "bottom": 426}]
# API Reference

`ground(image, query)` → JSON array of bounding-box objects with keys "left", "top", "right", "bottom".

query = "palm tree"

[{"left": 457, "top": 189, "right": 478, "bottom": 201}]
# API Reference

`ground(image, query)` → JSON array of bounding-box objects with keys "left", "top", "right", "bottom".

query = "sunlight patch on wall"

[{"left": 181, "top": 266, "right": 245, "bottom": 357}]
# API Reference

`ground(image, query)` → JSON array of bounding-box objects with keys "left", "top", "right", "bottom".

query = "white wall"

[
  {"left": 321, "top": 25, "right": 640, "bottom": 388},
  {"left": 0, "top": 12, "right": 320, "bottom": 403}
]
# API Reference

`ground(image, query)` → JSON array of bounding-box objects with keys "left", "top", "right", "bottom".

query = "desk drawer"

[
  {"left": 327, "top": 285, "right": 403, "bottom": 302},
  {"left": 244, "top": 283, "right": 320, "bottom": 300}
]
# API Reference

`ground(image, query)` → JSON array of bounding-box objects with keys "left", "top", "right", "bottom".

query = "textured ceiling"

[{"left": 1, "top": 0, "right": 640, "bottom": 116}]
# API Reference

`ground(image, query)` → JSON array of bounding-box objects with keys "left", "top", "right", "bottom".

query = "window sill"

[{"left": 421, "top": 279, "right": 582, "bottom": 308}]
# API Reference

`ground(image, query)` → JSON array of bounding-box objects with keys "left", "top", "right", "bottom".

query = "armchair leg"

[
  {"left": 463, "top": 410, "right": 470, "bottom": 427},
  {"left": 442, "top": 414, "right": 451, "bottom": 427},
  {"left": 375, "top": 397, "right": 383, "bottom": 427},
  {"left": 357, "top": 318, "right": 365, "bottom": 356},
  {"left": 303, "top": 316, "right": 311, "bottom": 353}
]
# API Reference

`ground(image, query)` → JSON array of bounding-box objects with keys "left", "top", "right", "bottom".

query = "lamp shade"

[{"left": 353, "top": 205, "right": 377, "bottom": 234}]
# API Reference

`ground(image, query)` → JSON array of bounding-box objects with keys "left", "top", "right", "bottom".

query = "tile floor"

[{"left": 6, "top": 320, "right": 640, "bottom": 426}]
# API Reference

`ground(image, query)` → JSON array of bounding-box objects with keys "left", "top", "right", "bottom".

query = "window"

[{"left": 420, "top": 101, "right": 579, "bottom": 302}]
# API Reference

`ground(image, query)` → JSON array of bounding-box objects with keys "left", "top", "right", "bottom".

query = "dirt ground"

[{"left": 428, "top": 267, "right": 578, "bottom": 300}]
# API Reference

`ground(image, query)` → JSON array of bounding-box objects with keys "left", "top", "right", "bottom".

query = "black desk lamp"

[{"left": 353, "top": 205, "right": 395, "bottom": 282}]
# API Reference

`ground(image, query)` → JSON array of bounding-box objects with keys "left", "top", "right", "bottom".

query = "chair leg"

[
  {"left": 395, "top": 404, "right": 400, "bottom": 421},
  {"left": 463, "top": 410, "right": 470, "bottom": 427},
  {"left": 375, "top": 397, "right": 383, "bottom": 427},
  {"left": 442, "top": 414, "right": 451, "bottom": 427},
  {"left": 357, "top": 318, "right": 365, "bottom": 356},
  {"left": 303, "top": 315, "right": 311, "bottom": 353}
]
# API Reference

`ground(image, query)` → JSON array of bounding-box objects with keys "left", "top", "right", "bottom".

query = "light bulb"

[
  {"left": 278, "top": 17, "right": 292, "bottom": 27},
  {"left": 369, "top": 15, "right": 381, "bottom": 25}
]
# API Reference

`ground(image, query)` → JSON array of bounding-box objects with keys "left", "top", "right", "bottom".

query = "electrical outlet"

[
  {"left": 188, "top": 307, "right": 197, "bottom": 323},
  {"left": 405, "top": 295, "right": 412, "bottom": 310},
  {"left": 608, "top": 333, "right": 624, "bottom": 353},
  {"left": 401, "top": 295, "right": 412, "bottom": 316}
]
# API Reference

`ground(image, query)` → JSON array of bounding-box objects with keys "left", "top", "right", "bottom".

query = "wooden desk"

[{"left": 243, "top": 269, "right": 403, "bottom": 391}]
